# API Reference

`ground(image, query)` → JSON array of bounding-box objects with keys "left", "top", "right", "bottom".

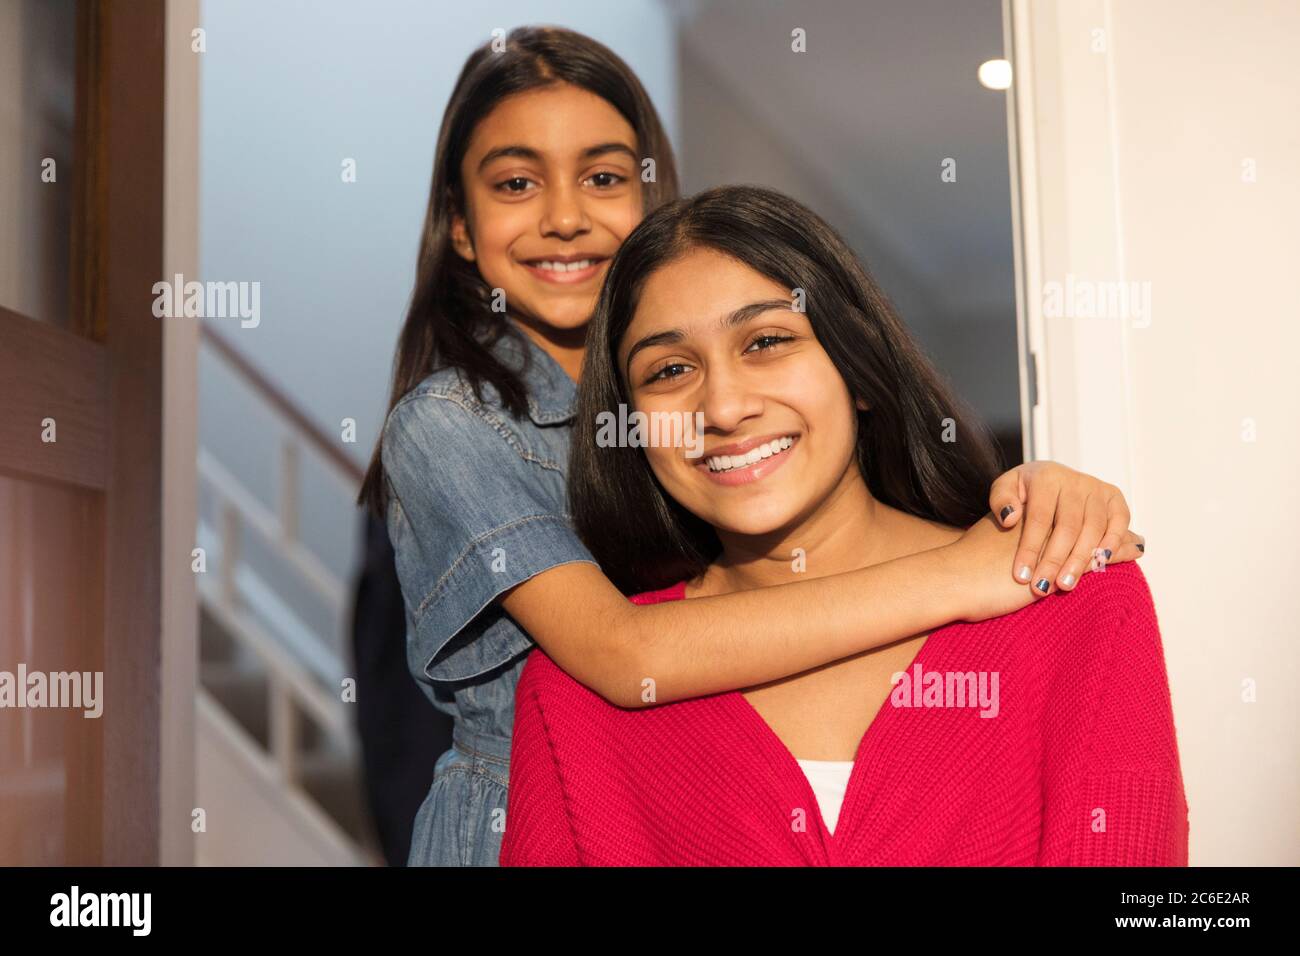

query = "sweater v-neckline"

[{"left": 723, "top": 619, "right": 955, "bottom": 855}]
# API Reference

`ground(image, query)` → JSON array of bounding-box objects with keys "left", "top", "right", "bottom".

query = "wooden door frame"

[
  {"left": 87, "top": 0, "right": 166, "bottom": 868},
  {"left": 0, "top": 0, "right": 199, "bottom": 864}
]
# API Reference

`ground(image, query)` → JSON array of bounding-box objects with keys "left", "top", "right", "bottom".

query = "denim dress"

[{"left": 381, "top": 329, "right": 597, "bottom": 866}]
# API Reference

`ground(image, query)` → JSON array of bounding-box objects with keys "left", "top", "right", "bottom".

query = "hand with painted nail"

[
  {"left": 943, "top": 512, "right": 1039, "bottom": 621},
  {"left": 943, "top": 509, "right": 1144, "bottom": 622},
  {"left": 987, "top": 460, "right": 1146, "bottom": 598}
]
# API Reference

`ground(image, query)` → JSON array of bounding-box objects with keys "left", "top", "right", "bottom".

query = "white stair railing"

[{"left": 196, "top": 326, "right": 375, "bottom": 864}]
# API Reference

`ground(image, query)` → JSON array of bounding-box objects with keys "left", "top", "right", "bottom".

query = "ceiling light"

[{"left": 978, "top": 59, "right": 1013, "bottom": 90}]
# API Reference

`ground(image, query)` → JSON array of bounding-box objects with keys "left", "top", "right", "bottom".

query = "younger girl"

[
  {"left": 500, "top": 186, "right": 1187, "bottom": 865},
  {"left": 359, "top": 27, "right": 1146, "bottom": 867}
]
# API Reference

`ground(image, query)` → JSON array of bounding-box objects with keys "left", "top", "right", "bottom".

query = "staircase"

[{"left": 194, "top": 327, "right": 382, "bottom": 866}]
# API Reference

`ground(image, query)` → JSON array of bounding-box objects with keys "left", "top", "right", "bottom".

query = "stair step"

[
  {"left": 200, "top": 662, "right": 270, "bottom": 747},
  {"left": 196, "top": 587, "right": 375, "bottom": 859},
  {"left": 199, "top": 603, "right": 244, "bottom": 665},
  {"left": 297, "top": 752, "right": 378, "bottom": 848},
  {"left": 200, "top": 662, "right": 334, "bottom": 754}
]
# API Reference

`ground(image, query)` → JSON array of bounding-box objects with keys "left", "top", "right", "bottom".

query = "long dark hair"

[
  {"left": 359, "top": 26, "right": 679, "bottom": 516},
  {"left": 570, "top": 185, "right": 1004, "bottom": 594}
]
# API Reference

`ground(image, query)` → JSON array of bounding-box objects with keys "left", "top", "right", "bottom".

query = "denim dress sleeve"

[{"left": 380, "top": 387, "right": 598, "bottom": 688}]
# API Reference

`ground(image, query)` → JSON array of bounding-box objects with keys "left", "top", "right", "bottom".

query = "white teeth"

[
  {"left": 533, "top": 259, "right": 594, "bottom": 272},
  {"left": 706, "top": 436, "right": 794, "bottom": 472}
]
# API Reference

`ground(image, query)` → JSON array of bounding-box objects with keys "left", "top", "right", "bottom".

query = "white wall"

[{"left": 1011, "top": 0, "right": 1300, "bottom": 865}]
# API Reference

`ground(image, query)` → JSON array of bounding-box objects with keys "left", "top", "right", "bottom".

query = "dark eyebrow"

[
  {"left": 477, "top": 142, "right": 637, "bottom": 172},
  {"left": 623, "top": 299, "right": 794, "bottom": 379},
  {"left": 477, "top": 145, "right": 540, "bottom": 171},
  {"left": 581, "top": 142, "right": 638, "bottom": 161}
]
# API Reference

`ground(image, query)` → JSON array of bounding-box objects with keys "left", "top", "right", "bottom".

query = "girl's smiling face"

[
  {"left": 618, "top": 247, "right": 869, "bottom": 537},
  {"left": 453, "top": 82, "right": 645, "bottom": 336}
]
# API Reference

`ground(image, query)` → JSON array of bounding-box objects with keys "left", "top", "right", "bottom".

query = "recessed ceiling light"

[{"left": 978, "top": 58, "right": 1013, "bottom": 91}]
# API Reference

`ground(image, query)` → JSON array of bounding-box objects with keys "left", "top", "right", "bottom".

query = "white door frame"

[
  {"left": 161, "top": 0, "right": 202, "bottom": 866},
  {"left": 1003, "top": 0, "right": 1137, "bottom": 500}
]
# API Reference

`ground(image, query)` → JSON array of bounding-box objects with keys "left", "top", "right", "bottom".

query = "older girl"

[{"left": 500, "top": 186, "right": 1186, "bottom": 865}]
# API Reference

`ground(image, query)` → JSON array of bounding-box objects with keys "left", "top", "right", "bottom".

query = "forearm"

[
  {"left": 616, "top": 545, "right": 963, "bottom": 706},
  {"left": 504, "top": 547, "right": 965, "bottom": 709}
]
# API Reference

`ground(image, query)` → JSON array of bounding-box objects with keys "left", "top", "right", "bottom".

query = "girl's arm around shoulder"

[
  {"left": 500, "top": 543, "right": 972, "bottom": 709},
  {"left": 499, "top": 501, "right": 1144, "bottom": 710}
]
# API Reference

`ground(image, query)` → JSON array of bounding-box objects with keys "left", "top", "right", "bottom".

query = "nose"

[
  {"left": 698, "top": 361, "right": 764, "bottom": 434},
  {"left": 539, "top": 180, "right": 591, "bottom": 240}
]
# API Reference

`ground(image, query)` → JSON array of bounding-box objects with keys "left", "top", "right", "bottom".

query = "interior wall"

[{"left": 1012, "top": 0, "right": 1299, "bottom": 865}]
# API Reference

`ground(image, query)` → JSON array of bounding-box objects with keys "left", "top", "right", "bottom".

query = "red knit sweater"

[{"left": 500, "top": 561, "right": 1189, "bottom": 866}]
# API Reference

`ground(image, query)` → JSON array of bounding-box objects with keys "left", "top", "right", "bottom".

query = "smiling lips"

[
  {"left": 521, "top": 254, "right": 609, "bottom": 285},
  {"left": 698, "top": 435, "right": 799, "bottom": 487}
]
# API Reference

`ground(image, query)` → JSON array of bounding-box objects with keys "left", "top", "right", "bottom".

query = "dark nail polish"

[
  {"left": 1103, "top": 549, "right": 1112, "bottom": 560},
  {"left": 1034, "top": 578, "right": 1050, "bottom": 593},
  {"left": 999, "top": 505, "right": 1014, "bottom": 522},
  {"left": 1136, "top": 543, "right": 1144, "bottom": 553}
]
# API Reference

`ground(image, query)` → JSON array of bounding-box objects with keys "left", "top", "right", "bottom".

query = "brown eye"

[
  {"left": 645, "top": 361, "right": 691, "bottom": 385},
  {"left": 745, "top": 333, "right": 794, "bottom": 353},
  {"left": 496, "top": 176, "right": 534, "bottom": 194},
  {"left": 586, "top": 171, "right": 624, "bottom": 188}
]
